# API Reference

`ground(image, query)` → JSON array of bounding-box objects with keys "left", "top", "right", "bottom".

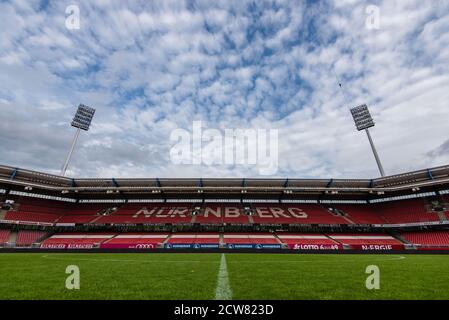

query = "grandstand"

[{"left": 1, "top": 164, "right": 449, "bottom": 251}]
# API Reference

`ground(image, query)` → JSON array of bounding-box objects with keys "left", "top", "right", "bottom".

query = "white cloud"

[{"left": 0, "top": 0, "right": 448, "bottom": 179}]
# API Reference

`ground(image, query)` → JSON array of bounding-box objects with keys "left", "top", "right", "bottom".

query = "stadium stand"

[
  {"left": 15, "top": 230, "right": 48, "bottom": 247},
  {"left": 194, "top": 204, "right": 250, "bottom": 224},
  {"left": 167, "top": 233, "right": 220, "bottom": 244},
  {"left": 276, "top": 233, "right": 342, "bottom": 249},
  {"left": 94, "top": 203, "right": 193, "bottom": 224},
  {"left": 327, "top": 233, "right": 404, "bottom": 250},
  {"left": 0, "top": 229, "right": 11, "bottom": 246},
  {"left": 250, "top": 204, "right": 349, "bottom": 225},
  {"left": 4, "top": 211, "right": 59, "bottom": 223},
  {"left": 374, "top": 199, "right": 440, "bottom": 224},
  {"left": 2, "top": 198, "right": 445, "bottom": 226},
  {"left": 400, "top": 231, "right": 449, "bottom": 247},
  {"left": 40, "top": 233, "right": 116, "bottom": 249},
  {"left": 222, "top": 233, "right": 280, "bottom": 246},
  {"left": 330, "top": 205, "right": 387, "bottom": 224},
  {"left": 56, "top": 215, "right": 96, "bottom": 224},
  {"left": 327, "top": 233, "right": 401, "bottom": 245},
  {"left": 100, "top": 233, "right": 169, "bottom": 249}
]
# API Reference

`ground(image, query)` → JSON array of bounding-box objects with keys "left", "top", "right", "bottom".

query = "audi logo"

[{"left": 135, "top": 244, "right": 155, "bottom": 249}]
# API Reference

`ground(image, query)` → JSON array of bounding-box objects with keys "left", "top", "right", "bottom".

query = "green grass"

[{"left": 1, "top": 253, "right": 449, "bottom": 300}]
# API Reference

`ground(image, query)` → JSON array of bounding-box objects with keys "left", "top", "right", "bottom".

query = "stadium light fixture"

[
  {"left": 60, "top": 104, "right": 95, "bottom": 176},
  {"left": 350, "top": 104, "right": 386, "bottom": 177}
]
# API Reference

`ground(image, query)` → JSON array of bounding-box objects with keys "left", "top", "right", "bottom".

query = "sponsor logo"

[
  {"left": 228, "top": 244, "right": 281, "bottom": 249},
  {"left": 361, "top": 244, "right": 394, "bottom": 251},
  {"left": 291, "top": 244, "right": 341, "bottom": 250},
  {"left": 135, "top": 243, "right": 155, "bottom": 249}
]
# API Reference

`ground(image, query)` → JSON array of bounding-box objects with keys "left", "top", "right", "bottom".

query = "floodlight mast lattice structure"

[
  {"left": 60, "top": 104, "right": 95, "bottom": 176},
  {"left": 350, "top": 104, "right": 386, "bottom": 177}
]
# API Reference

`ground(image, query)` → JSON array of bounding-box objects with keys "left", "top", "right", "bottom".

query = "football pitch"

[{"left": 1, "top": 253, "right": 449, "bottom": 300}]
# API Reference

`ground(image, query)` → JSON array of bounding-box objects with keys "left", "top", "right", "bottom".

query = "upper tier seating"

[
  {"left": 195, "top": 204, "right": 250, "bottom": 224},
  {"left": 56, "top": 215, "right": 97, "bottom": 224},
  {"left": 95, "top": 203, "right": 193, "bottom": 224},
  {"left": 4, "top": 211, "right": 59, "bottom": 223},
  {"left": 251, "top": 204, "right": 349, "bottom": 225},
  {"left": 2, "top": 197, "right": 444, "bottom": 226},
  {"left": 330, "top": 205, "right": 387, "bottom": 224}
]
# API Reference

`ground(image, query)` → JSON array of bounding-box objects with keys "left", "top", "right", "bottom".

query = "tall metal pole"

[
  {"left": 61, "top": 128, "right": 81, "bottom": 176},
  {"left": 365, "top": 128, "right": 385, "bottom": 177}
]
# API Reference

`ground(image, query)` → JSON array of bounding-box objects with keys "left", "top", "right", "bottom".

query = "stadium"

[
  {"left": 2, "top": 0, "right": 449, "bottom": 306},
  {"left": 1, "top": 164, "right": 449, "bottom": 299}
]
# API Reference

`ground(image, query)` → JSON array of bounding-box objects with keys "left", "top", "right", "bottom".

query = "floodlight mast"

[
  {"left": 60, "top": 104, "right": 95, "bottom": 176},
  {"left": 350, "top": 104, "right": 386, "bottom": 177}
]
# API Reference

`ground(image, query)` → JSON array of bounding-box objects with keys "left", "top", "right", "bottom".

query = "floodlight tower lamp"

[
  {"left": 60, "top": 104, "right": 95, "bottom": 176},
  {"left": 350, "top": 104, "right": 386, "bottom": 177}
]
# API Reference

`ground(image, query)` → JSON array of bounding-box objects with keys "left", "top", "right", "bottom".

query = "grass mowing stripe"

[
  {"left": 215, "top": 254, "right": 232, "bottom": 300},
  {"left": 41, "top": 255, "right": 203, "bottom": 263}
]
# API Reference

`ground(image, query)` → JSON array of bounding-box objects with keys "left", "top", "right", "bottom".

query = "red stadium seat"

[
  {"left": 0, "top": 229, "right": 11, "bottom": 245},
  {"left": 40, "top": 233, "right": 116, "bottom": 249},
  {"left": 100, "top": 233, "right": 169, "bottom": 249},
  {"left": 3, "top": 197, "right": 444, "bottom": 227},
  {"left": 401, "top": 231, "right": 449, "bottom": 247},
  {"left": 16, "top": 230, "right": 48, "bottom": 247}
]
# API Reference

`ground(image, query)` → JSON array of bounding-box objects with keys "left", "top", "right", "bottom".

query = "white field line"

[
  {"left": 40, "top": 254, "right": 406, "bottom": 265},
  {"left": 215, "top": 254, "right": 232, "bottom": 300}
]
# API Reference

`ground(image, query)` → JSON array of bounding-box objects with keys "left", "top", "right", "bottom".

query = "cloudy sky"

[{"left": 0, "top": 0, "right": 449, "bottom": 179}]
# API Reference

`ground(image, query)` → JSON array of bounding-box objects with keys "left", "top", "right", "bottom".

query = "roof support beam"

[
  {"left": 10, "top": 168, "right": 18, "bottom": 180},
  {"left": 427, "top": 169, "right": 434, "bottom": 180},
  {"left": 155, "top": 178, "right": 166, "bottom": 202}
]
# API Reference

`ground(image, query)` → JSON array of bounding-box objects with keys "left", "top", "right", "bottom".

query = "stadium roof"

[{"left": 0, "top": 164, "right": 448, "bottom": 201}]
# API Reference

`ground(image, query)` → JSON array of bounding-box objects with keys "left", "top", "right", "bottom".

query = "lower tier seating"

[
  {"left": 326, "top": 233, "right": 404, "bottom": 250},
  {"left": 276, "top": 234, "right": 341, "bottom": 249},
  {"left": 16, "top": 230, "right": 48, "bottom": 247},
  {"left": 401, "top": 231, "right": 449, "bottom": 246},
  {"left": 40, "top": 233, "right": 116, "bottom": 249},
  {"left": 0, "top": 229, "right": 10, "bottom": 245},
  {"left": 167, "top": 233, "right": 220, "bottom": 244},
  {"left": 222, "top": 233, "right": 280, "bottom": 246},
  {"left": 100, "top": 233, "right": 169, "bottom": 249}
]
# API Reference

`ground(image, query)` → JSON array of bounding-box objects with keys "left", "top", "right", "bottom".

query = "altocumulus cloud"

[{"left": 0, "top": 0, "right": 448, "bottom": 178}]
